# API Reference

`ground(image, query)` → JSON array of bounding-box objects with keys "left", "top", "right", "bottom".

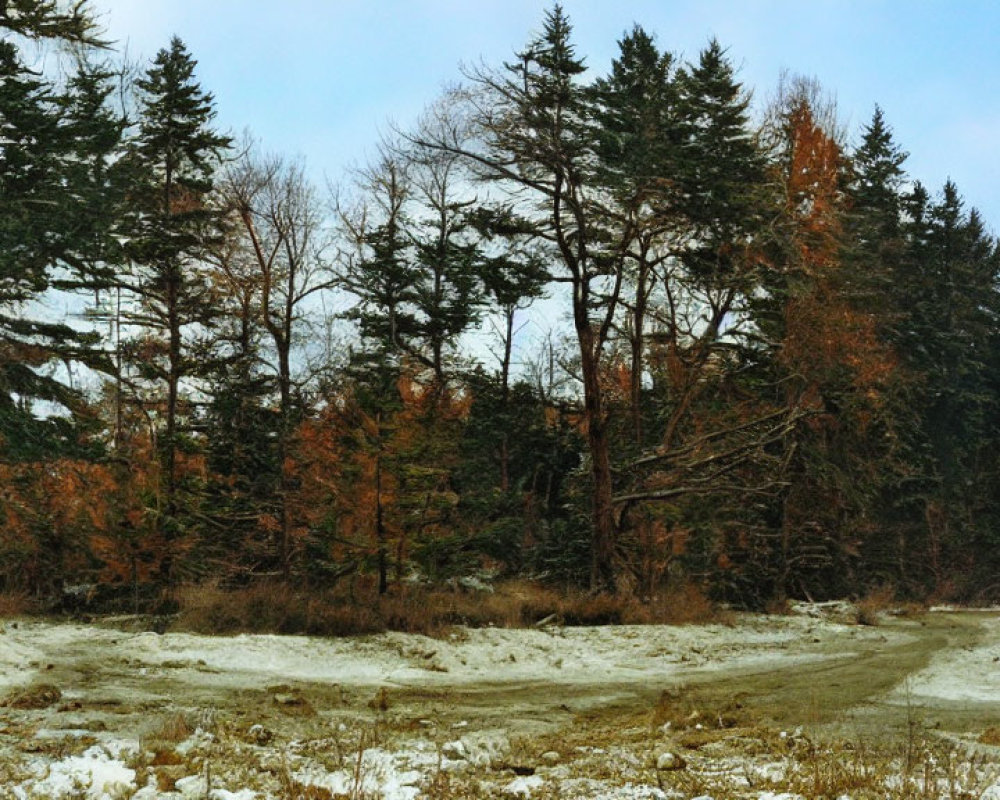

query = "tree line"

[{"left": 3, "top": 2, "right": 999, "bottom": 612}]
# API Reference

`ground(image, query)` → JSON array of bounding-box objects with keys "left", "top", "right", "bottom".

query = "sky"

[{"left": 87, "top": 0, "right": 999, "bottom": 227}]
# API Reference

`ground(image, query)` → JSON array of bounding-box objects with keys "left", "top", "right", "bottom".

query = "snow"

[
  {"left": 503, "top": 774, "right": 545, "bottom": 795},
  {"left": 2, "top": 605, "right": 998, "bottom": 800},
  {"left": 294, "top": 747, "right": 423, "bottom": 800},
  {"left": 15, "top": 745, "right": 135, "bottom": 800},
  {"left": 888, "top": 613, "right": 1000, "bottom": 705},
  {"left": 0, "top": 611, "right": 902, "bottom": 700}
]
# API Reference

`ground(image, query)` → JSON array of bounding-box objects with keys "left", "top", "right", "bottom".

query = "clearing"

[{"left": 1, "top": 603, "right": 999, "bottom": 798}]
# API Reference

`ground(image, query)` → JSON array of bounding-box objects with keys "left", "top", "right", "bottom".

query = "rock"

[
  {"left": 272, "top": 693, "right": 302, "bottom": 706},
  {"left": 442, "top": 739, "right": 468, "bottom": 760},
  {"left": 540, "top": 750, "right": 561, "bottom": 764},
  {"left": 655, "top": 751, "right": 686, "bottom": 771},
  {"left": 132, "top": 784, "right": 161, "bottom": 800},
  {"left": 273, "top": 692, "right": 314, "bottom": 716},
  {"left": 453, "top": 731, "right": 511, "bottom": 767},
  {"left": 246, "top": 723, "right": 273, "bottom": 745},
  {"left": 175, "top": 774, "right": 208, "bottom": 798}
]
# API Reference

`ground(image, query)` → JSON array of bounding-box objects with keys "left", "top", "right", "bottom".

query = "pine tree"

[
  {"left": 589, "top": 26, "right": 680, "bottom": 444},
  {"left": 500, "top": 6, "right": 625, "bottom": 591},
  {"left": 0, "top": 3, "right": 123, "bottom": 459},
  {"left": 466, "top": 204, "right": 549, "bottom": 492},
  {"left": 122, "top": 36, "right": 231, "bottom": 575},
  {"left": 677, "top": 39, "right": 766, "bottom": 287}
]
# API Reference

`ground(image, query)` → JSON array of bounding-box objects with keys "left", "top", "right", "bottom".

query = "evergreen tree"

[
  {"left": 0, "top": 2, "right": 123, "bottom": 459},
  {"left": 589, "top": 26, "right": 680, "bottom": 445},
  {"left": 121, "top": 36, "right": 231, "bottom": 575},
  {"left": 677, "top": 39, "right": 766, "bottom": 287},
  {"left": 200, "top": 224, "right": 280, "bottom": 578},
  {"left": 467, "top": 204, "right": 549, "bottom": 492}
]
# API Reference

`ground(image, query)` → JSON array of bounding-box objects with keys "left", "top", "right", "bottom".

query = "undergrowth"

[
  {"left": 169, "top": 579, "right": 728, "bottom": 637},
  {"left": 0, "top": 590, "right": 38, "bottom": 617}
]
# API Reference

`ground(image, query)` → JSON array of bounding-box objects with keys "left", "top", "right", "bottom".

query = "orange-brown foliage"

[
  {"left": 779, "top": 102, "right": 897, "bottom": 400},
  {"left": 0, "top": 459, "right": 119, "bottom": 592}
]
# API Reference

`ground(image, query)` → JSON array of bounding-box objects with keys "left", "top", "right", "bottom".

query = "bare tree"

[{"left": 221, "top": 146, "right": 335, "bottom": 577}]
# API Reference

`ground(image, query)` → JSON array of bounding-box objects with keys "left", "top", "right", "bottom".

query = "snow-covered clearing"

[{"left": 1, "top": 605, "right": 999, "bottom": 799}]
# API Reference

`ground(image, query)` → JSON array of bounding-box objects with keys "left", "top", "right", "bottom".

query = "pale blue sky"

[{"left": 91, "top": 1, "right": 999, "bottom": 227}]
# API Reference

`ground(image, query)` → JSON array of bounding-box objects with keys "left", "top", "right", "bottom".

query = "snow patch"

[
  {"left": 294, "top": 747, "right": 422, "bottom": 800},
  {"left": 16, "top": 745, "right": 135, "bottom": 799},
  {"left": 889, "top": 614, "right": 1000, "bottom": 704},
  {"left": 503, "top": 774, "right": 545, "bottom": 795}
]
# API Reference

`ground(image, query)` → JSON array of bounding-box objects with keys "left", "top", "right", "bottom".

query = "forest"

[{"left": 2, "top": 1, "right": 1000, "bottom": 622}]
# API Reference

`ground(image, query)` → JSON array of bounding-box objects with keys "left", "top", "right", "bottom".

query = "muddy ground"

[{"left": 1, "top": 606, "right": 999, "bottom": 798}]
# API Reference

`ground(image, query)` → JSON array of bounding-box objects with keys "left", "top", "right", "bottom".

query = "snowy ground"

[{"left": 1, "top": 605, "right": 1000, "bottom": 799}]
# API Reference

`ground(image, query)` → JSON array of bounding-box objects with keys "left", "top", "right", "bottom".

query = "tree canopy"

[{"left": 3, "top": 2, "right": 1000, "bottom": 612}]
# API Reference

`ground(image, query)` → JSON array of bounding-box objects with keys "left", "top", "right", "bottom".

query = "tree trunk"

[
  {"left": 276, "top": 344, "right": 292, "bottom": 580},
  {"left": 630, "top": 258, "right": 650, "bottom": 445},
  {"left": 163, "top": 262, "right": 181, "bottom": 585},
  {"left": 577, "top": 323, "right": 616, "bottom": 593},
  {"left": 375, "top": 411, "right": 388, "bottom": 595},
  {"left": 499, "top": 304, "right": 515, "bottom": 493}
]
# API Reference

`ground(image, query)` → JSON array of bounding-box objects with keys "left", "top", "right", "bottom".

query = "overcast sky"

[{"left": 88, "top": 0, "right": 1000, "bottom": 229}]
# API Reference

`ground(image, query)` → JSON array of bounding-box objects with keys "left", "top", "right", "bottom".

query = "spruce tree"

[
  {"left": 589, "top": 26, "right": 680, "bottom": 444},
  {"left": 122, "top": 36, "right": 231, "bottom": 573},
  {"left": 677, "top": 39, "right": 766, "bottom": 287},
  {"left": 0, "top": 2, "right": 123, "bottom": 459}
]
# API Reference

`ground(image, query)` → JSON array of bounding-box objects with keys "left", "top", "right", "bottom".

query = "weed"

[
  {"left": 2, "top": 683, "right": 61, "bottom": 709},
  {"left": 981, "top": 727, "right": 1000, "bottom": 746}
]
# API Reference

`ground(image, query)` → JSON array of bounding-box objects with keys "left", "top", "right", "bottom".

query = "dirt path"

[{"left": 0, "top": 610, "right": 988, "bottom": 740}]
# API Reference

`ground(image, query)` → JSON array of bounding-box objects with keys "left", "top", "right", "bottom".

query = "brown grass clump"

[
  {"left": 623, "top": 583, "right": 730, "bottom": 626},
  {"left": 980, "top": 727, "right": 1000, "bottom": 746},
  {"left": 3, "top": 683, "right": 62, "bottom": 709},
  {"left": 145, "top": 712, "right": 192, "bottom": 744},
  {"left": 0, "top": 591, "right": 36, "bottom": 617},
  {"left": 150, "top": 747, "right": 184, "bottom": 766},
  {"left": 854, "top": 585, "right": 898, "bottom": 626},
  {"left": 172, "top": 578, "right": 730, "bottom": 637},
  {"left": 651, "top": 685, "right": 762, "bottom": 736},
  {"left": 173, "top": 582, "right": 386, "bottom": 637}
]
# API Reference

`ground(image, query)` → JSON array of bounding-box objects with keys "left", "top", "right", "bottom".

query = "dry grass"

[
  {"left": 144, "top": 711, "right": 192, "bottom": 746},
  {"left": 171, "top": 578, "right": 728, "bottom": 637},
  {"left": 2, "top": 683, "right": 62, "bottom": 710},
  {"left": 980, "top": 727, "right": 1000, "bottom": 746},
  {"left": 855, "top": 584, "right": 895, "bottom": 625},
  {"left": 0, "top": 590, "right": 37, "bottom": 617}
]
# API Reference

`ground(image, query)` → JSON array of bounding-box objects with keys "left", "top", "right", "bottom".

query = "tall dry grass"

[
  {"left": 0, "top": 590, "right": 37, "bottom": 617},
  {"left": 172, "top": 579, "right": 727, "bottom": 637}
]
